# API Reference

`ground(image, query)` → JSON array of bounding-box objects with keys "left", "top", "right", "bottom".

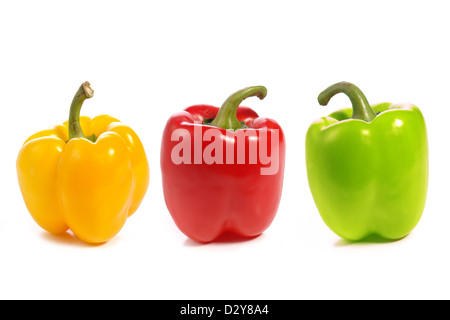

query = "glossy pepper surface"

[
  {"left": 16, "top": 82, "right": 149, "bottom": 244},
  {"left": 306, "top": 82, "right": 428, "bottom": 241},
  {"left": 161, "top": 86, "right": 285, "bottom": 243}
]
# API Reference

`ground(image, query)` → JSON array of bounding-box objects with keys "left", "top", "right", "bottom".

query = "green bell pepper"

[{"left": 306, "top": 82, "right": 428, "bottom": 241}]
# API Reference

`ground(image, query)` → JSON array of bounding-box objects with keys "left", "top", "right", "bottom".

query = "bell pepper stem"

[
  {"left": 318, "top": 81, "right": 376, "bottom": 122},
  {"left": 68, "top": 81, "right": 94, "bottom": 141},
  {"left": 209, "top": 86, "right": 267, "bottom": 130}
]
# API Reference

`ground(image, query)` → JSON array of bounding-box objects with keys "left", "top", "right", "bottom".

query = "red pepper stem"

[
  {"left": 209, "top": 86, "right": 267, "bottom": 130},
  {"left": 318, "top": 81, "right": 376, "bottom": 122},
  {"left": 68, "top": 81, "right": 94, "bottom": 141}
]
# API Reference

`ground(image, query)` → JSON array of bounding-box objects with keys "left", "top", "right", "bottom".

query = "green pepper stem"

[
  {"left": 318, "top": 81, "right": 376, "bottom": 122},
  {"left": 68, "top": 81, "right": 94, "bottom": 141},
  {"left": 209, "top": 86, "right": 267, "bottom": 130}
]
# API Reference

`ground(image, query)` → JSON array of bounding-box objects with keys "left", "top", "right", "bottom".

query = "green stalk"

[
  {"left": 209, "top": 86, "right": 267, "bottom": 130},
  {"left": 68, "top": 81, "right": 95, "bottom": 142},
  {"left": 318, "top": 81, "right": 376, "bottom": 122}
]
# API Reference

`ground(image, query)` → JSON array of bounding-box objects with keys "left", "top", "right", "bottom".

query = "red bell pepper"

[{"left": 161, "top": 86, "right": 285, "bottom": 243}]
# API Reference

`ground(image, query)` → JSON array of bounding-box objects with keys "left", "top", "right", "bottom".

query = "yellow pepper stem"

[{"left": 68, "top": 81, "right": 95, "bottom": 142}]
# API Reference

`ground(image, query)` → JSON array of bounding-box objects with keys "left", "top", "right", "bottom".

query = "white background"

[{"left": 1, "top": 0, "right": 449, "bottom": 300}]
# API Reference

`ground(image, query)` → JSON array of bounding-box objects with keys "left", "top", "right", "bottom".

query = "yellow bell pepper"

[{"left": 16, "top": 82, "right": 149, "bottom": 244}]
